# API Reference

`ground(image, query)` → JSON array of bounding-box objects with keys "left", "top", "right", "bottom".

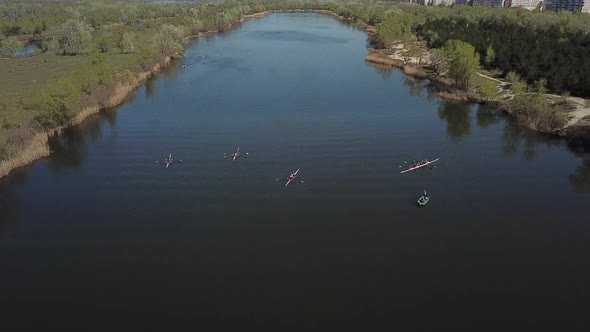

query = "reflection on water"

[
  {"left": 501, "top": 120, "right": 561, "bottom": 161},
  {"left": 437, "top": 101, "right": 472, "bottom": 142},
  {"left": 251, "top": 30, "right": 350, "bottom": 44},
  {"left": 0, "top": 171, "right": 25, "bottom": 227},
  {"left": 368, "top": 62, "right": 393, "bottom": 80},
  {"left": 476, "top": 104, "right": 501, "bottom": 129},
  {"left": 403, "top": 76, "right": 425, "bottom": 97},
  {"left": 145, "top": 77, "right": 157, "bottom": 100},
  {"left": 569, "top": 157, "right": 590, "bottom": 193},
  {"left": 161, "top": 58, "right": 184, "bottom": 80},
  {"left": 47, "top": 127, "right": 89, "bottom": 173},
  {"left": 47, "top": 111, "right": 116, "bottom": 174},
  {"left": 393, "top": 72, "right": 590, "bottom": 192}
]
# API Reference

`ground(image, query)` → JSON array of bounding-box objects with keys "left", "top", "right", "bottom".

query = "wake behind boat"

[{"left": 400, "top": 158, "right": 439, "bottom": 174}]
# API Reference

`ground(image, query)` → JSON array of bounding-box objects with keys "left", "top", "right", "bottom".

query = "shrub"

[
  {"left": 1, "top": 36, "right": 24, "bottom": 57},
  {"left": 36, "top": 78, "right": 80, "bottom": 128},
  {"left": 509, "top": 94, "right": 566, "bottom": 132}
]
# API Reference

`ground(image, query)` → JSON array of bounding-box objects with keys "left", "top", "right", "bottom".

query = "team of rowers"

[{"left": 411, "top": 159, "right": 430, "bottom": 168}]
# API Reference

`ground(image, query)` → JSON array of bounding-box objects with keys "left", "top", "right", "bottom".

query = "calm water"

[{"left": 1, "top": 14, "right": 589, "bottom": 331}]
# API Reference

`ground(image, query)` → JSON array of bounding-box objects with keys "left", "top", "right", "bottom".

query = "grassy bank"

[{"left": 0, "top": 1, "right": 270, "bottom": 177}]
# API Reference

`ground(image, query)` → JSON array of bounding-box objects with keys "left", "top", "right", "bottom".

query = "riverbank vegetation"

[
  {"left": 1, "top": 0, "right": 590, "bottom": 177},
  {"left": 329, "top": 1, "right": 588, "bottom": 134},
  {"left": 0, "top": 0, "right": 261, "bottom": 172}
]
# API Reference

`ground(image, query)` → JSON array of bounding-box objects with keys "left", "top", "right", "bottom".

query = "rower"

[
  {"left": 182, "top": 63, "right": 186, "bottom": 68},
  {"left": 423, "top": 190, "right": 428, "bottom": 198}
]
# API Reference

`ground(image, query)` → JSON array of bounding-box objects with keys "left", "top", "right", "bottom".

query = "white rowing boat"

[
  {"left": 400, "top": 158, "right": 439, "bottom": 174},
  {"left": 285, "top": 169, "right": 300, "bottom": 187},
  {"left": 233, "top": 147, "right": 240, "bottom": 161},
  {"left": 224, "top": 147, "right": 241, "bottom": 161},
  {"left": 165, "top": 153, "right": 173, "bottom": 169}
]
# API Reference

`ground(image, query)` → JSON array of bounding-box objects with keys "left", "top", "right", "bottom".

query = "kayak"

[
  {"left": 417, "top": 195, "right": 430, "bottom": 206},
  {"left": 285, "top": 169, "right": 300, "bottom": 187},
  {"left": 400, "top": 158, "right": 439, "bottom": 174}
]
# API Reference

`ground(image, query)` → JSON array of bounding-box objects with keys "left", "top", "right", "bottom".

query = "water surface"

[{"left": 1, "top": 13, "right": 589, "bottom": 331}]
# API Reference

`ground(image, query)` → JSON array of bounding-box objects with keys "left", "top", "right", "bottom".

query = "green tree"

[
  {"left": 1, "top": 36, "right": 24, "bottom": 58},
  {"left": 505, "top": 71, "right": 520, "bottom": 84},
  {"left": 478, "top": 80, "right": 499, "bottom": 102},
  {"left": 511, "top": 81, "right": 528, "bottom": 95},
  {"left": 484, "top": 45, "right": 495, "bottom": 67},
  {"left": 535, "top": 78, "right": 547, "bottom": 94},
  {"left": 37, "top": 78, "right": 80, "bottom": 128},
  {"left": 188, "top": 18, "right": 204, "bottom": 35},
  {"left": 91, "top": 54, "right": 112, "bottom": 85},
  {"left": 375, "top": 12, "right": 424, "bottom": 49},
  {"left": 509, "top": 94, "right": 566, "bottom": 132},
  {"left": 94, "top": 32, "right": 113, "bottom": 53},
  {"left": 441, "top": 40, "right": 480, "bottom": 90}
]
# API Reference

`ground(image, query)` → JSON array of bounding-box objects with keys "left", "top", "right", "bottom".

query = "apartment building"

[
  {"left": 505, "top": 0, "right": 541, "bottom": 9},
  {"left": 538, "top": 0, "right": 589, "bottom": 11}
]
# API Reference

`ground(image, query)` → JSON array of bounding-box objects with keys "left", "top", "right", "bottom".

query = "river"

[{"left": 1, "top": 13, "right": 589, "bottom": 331}]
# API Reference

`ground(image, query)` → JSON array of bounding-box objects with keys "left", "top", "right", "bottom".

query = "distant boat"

[
  {"left": 401, "top": 158, "right": 439, "bottom": 174},
  {"left": 417, "top": 193, "right": 430, "bottom": 206},
  {"left": 224, "top": 147, "right": 242, "bottom": 161},
  {"left": 285, "top": 169, "right": 300, "bottom": 187},
  {"left": 165, "top": 153, "right": 173, "bottom": 168}
]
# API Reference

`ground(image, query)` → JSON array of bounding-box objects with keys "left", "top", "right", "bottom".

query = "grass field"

[{"left": 0, "top": 28, "right": 157, "bottom": 148}]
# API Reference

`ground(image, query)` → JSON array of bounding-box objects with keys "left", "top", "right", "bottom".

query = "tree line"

[{"left": 325, "top": 2, "right": 590, "bottom": 97}]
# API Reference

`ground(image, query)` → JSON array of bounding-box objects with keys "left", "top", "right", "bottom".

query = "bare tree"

[
  {"left": 120, "top": 31, "right": 136, "bottom": 53},
  {"left": 60, "top": 19, "right": 92, "bottom": 55},
  {"left": 152, "top": 24, "right": 184, "bottom": 56},
  {"left": 429, "top": 49, "right": 447, "bottom": 75}
]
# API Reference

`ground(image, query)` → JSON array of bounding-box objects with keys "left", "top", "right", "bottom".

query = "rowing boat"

[
  {"left": 417, "top": 195, "right": 430, "bottom": 206},
  {"left": 233, "top": 147, "right": 240, "bottom": 161},
  {"left": 400, "top": 158, "right": 439, "bottom": 174},
  {"left": 285, "top": 169, "right": 300, "bottom": 187},
  {"left": 165, "top": 153, "right": 173, "bottom": 169},
  {"left": 224, "top": 147, "right": 241, "bottom": 161}
]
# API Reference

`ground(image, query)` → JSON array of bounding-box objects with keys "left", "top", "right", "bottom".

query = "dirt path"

[{"left": 565, "top": 102, "right": 590, "bottom": 127}]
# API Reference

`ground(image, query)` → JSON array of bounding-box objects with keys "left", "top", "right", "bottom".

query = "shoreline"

[
  {"left": 0, "top": 28, "right": 222, "bottom": 179},
  {"left": 1, "top": 10, "right": 589, "bottom": 179},
  {"left": 363, "top": 43, "right": 590, "bottom": 146}
]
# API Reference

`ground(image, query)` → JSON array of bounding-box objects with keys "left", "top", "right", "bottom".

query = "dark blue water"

[{"left": 1, "top": 13, "right": 589, "bottom": 331}]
